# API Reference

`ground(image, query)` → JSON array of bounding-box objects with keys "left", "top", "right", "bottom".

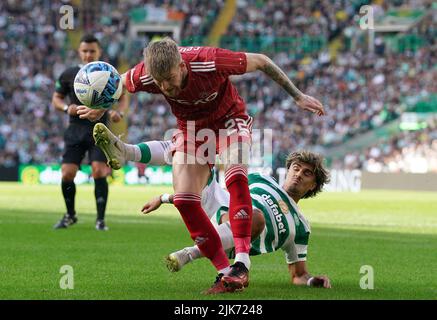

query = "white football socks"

[
  {"left": 132, "top": 141, "right": 173, "bottom": 164},
  {"left": 219, "top": 266, "right": 231, "bottom": 276},
  {"left": 146, "top": 140, "right": 173, "bottom": 165},
  {"left": 216, "top": 222, "right": 234, "bottom": 251},
  {"left": 234, "top": 253, "right": 251, "bottom": 270},
  {"left": 124, "top": 144, "right": 141, "bottom": 162},
  {"left": 183, "top": 221, "right": 233, "bottom": 260},
  {"left": 118, "top": 140, "right": 174, "bottom": 164},
  {"left": 173, "top": 221, "right": 251, "bottom": 273}
]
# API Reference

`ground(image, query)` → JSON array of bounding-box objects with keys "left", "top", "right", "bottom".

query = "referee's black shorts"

[{"left": 62, "top": 123, "right": 107, "bottom": 165}]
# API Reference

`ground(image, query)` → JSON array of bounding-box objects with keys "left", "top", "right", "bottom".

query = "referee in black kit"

[{"left": 52, "top": 34, "right": 127, "bottom": 231}]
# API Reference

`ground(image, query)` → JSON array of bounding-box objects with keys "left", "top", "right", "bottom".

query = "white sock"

[
  {"left": 218, "top": 266, "right": 231, "bottom": 275},
  {"left": 147, "top": 140, "right": 173, "bottom": 165},
  {"left": 186, "top": 246, "right": 202, "bottom": 260},
  {"left": 130, "top": 141, "right": 173, "bottom": 164},
  {"left": 216, "top": 222, "right": 234, "bottom": 251},
  {"left": 186, "top": 246, "right": 232, "bottom": 275},
  {"left": 186, "top": 222, "right": 244, "bottom": 274},
  {"left": 125, "top": 140, "right": 172, "bottom": 164},
  {"left": 125, "top": 144, "right": 141, "bottom": 162},
  {"left": 235, "top": 253, "right": 251, "bottom": 270}
]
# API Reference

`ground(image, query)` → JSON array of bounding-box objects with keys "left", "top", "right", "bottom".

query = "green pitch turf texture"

[{"left": 0, "top": 182, "right": 436, "bottom": 300}]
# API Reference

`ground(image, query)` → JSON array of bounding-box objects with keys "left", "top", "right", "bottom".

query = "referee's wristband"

[
  {"left": 160, "top": 194, "right": 171, "bottom": 204},
  {"left": 63, "top": 104, "right": 69, "bottom": 113},
  {"left": 306, "top": 277, "right": 314, "bottom": 287}
]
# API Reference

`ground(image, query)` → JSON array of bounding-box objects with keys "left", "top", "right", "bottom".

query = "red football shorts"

[{"left": 170, "top": 113, "right": 253, "bottom": 166}]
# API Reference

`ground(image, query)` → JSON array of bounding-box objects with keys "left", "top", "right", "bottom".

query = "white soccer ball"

[{"left": 74, "top": 61, "right": 123, "bottom": 109}]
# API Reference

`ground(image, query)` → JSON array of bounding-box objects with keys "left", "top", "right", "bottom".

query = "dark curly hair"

[{"left": 285, "top": 151, "right": 330, "bottom": 199}]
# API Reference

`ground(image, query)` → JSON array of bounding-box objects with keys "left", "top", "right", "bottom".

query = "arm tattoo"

[{"left": 260, "top": 59, "right": 303, "bottom": 100}]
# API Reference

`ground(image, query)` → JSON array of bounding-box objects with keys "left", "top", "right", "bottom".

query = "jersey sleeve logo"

[
  {"left": 179, "top": 47, "right": 201, "bottom": 53},
  {"left": 189, "top": 61, "right": 216, "bottom": 72},
  {"left": 140, "top": 74, "right": 154, "bottom": 86}
]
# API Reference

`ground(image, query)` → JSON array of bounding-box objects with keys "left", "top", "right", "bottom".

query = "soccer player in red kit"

[{"left": 78, "top": 38, "right": 324, "bottom": 293}]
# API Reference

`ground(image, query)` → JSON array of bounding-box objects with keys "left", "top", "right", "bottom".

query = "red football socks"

[
  {"left": 173, "top": 193, "right": 230, "bottom": 271},
  {"left": 225, "top": 165, "right": 253, "bottom": 254}
]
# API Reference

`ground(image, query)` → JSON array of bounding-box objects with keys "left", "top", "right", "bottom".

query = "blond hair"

[
  {"left": 143, "top": 37, "right": 181, "bottom": 80},
  {"left": 285, "top": 151, "right": 330, "bottom": 199}
]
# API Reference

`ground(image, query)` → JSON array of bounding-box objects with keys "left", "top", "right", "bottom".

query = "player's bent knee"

[
  {"left": 91, "top": 162, "right": 109, "bottom": 179},
  {"left": 92, "top": 172, "right": 107, "bottom": 179},
  {"left": 61, "top": 164, "right": 78, "bottom": 181},
  {"left": 92, "top": 170, "right": 108, "bottom": 179}
]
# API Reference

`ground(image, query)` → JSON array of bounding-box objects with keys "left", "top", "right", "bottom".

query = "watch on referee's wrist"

[{"left": 63, "top": 104, "right": 69, "bottom": 113}]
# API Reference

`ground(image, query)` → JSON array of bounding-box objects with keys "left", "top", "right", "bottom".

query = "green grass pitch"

[{"left": 0, "top": 182, "right": 436, "bottom": 300}]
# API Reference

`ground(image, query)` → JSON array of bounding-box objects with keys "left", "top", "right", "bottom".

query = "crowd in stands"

[
  {"left": 0, "top": 0, "right": 435, "bottom": 174},
  {"left": 0, "top": 0, "right": 216, "bottom": 167},
  {"left": 80, "top": 0, "right": 222, "bottom": 66},
  {"left": 229, "top": 0, "right": 366, "bottom": 41},
  {"left": 0, "top": 0, "right": 67, "bottom": 167},
  {"left": 334, "top": 119, "right": 437, "bottom": 173}
]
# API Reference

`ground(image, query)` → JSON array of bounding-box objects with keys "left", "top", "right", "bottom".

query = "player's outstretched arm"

[
  {"left": 245, "top": 53, "right": 325, "bottom": 116},
  {"left": 288, "top": 261, "right": 331, "bottom": 288},
  {"left": 141, "top": 194, "right": 174, "bottom": 214},
  {"left": 52, "top": 92, "right": 80, "bottom": 116}
]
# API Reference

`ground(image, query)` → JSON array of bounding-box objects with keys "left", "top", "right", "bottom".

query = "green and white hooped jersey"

[
  {"left": 247, "top": 173, "right": 310, "bottom": 264},
  {"left": 204, "top": 172, "right": 310, "bottom": 264}
]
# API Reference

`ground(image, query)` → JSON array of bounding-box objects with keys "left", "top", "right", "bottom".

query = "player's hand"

[
  {"left": 141, "top": 196, "right": 162, "bottom": 214},
  {"left": 295, "top": 94, "right": 325, "bottom": 116},
  {"left": 310, "top": 275, "right": 331, "bottom": 288},
  {"left": 108, "top": 110, "right": 122, "bottom": 123},
  {"left": 67, "top": 104, "right": 78, "bottom": 116},
  {"left": 77, "top": 105, "right": 105, "bottom": 121}
]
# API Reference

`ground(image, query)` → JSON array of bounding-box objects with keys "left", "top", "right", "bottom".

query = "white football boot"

[
  {"left": 165, "top": 248, "right": 194, "bottom": 272},
  {"left": 93, "top": 123, "right": 126, "bottom": 170}
]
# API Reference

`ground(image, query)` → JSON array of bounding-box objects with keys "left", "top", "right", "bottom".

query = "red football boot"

[
  {"left": 203, "top": 274, "right": 236, "bottom": 295},
  {"left": 221, "top": 262, "right": 249, "bottom": 290}
]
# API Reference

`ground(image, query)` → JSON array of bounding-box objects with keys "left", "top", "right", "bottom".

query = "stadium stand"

[
  {"left": 335, "top": 119, "right": 437, "bottom": 173},
  {"left": 0, "top": 0, "right": 435, "bottom": 174}
]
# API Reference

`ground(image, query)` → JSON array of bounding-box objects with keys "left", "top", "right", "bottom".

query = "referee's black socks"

[
  {"left": 62, "top": 180, "right": 76, "bottom": 217},
  {"left": 94, "top": 177, "right": 108, "bottom": 221}
]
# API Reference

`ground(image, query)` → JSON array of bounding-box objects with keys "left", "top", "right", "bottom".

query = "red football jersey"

[{"left": 125, "top": 46, "right": 248, "bottom": 126}]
